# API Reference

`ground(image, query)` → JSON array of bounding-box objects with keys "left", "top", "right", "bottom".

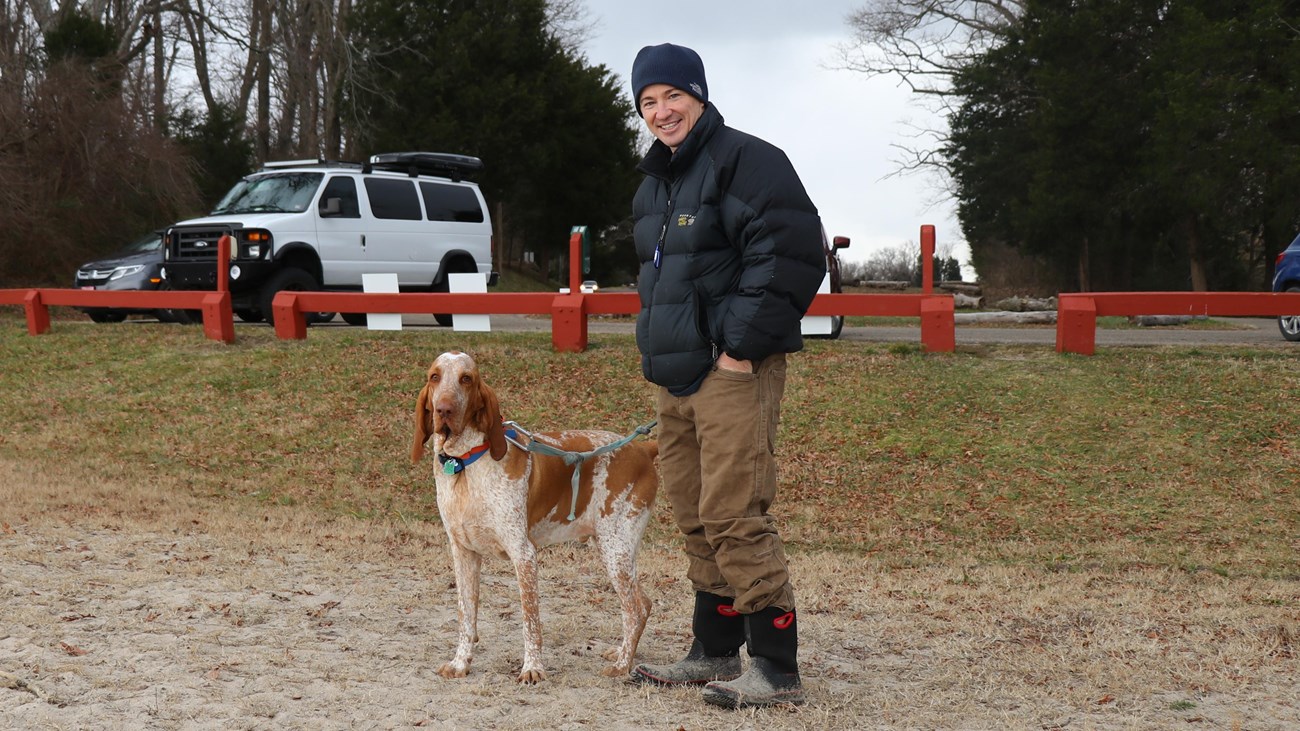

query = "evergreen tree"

[
  {"left": 945, "top": 0, "right": 1300, "bottom": 291},
  {"left": 347, "top": 0, "right": 640, "bottom": 274},
  {"left": 168, "top": 103, "right": 256, "bottom": 208}
]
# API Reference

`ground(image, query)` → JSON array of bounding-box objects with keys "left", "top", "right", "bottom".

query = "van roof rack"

[
  {"left": 260, "top": 157, "right": 365, "bottom": 173},
  {"left": 367, "top": 152, "right": 484, "bottom": 182},
  {"left": 263, "top": 157, "right": 329, "bottom": 169}
]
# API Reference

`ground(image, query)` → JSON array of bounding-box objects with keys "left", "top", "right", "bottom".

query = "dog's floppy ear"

[
  {"left": 476, "top": 381, "right": 508, "bottom": 461},
  {"left": 412, "top": 382, "right": 434, "bottom": 463}
]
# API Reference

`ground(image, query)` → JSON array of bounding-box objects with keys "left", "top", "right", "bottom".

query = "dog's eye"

[
  {"left": 460, "top": 374, "right": 473, "bottom": 384},
  {"left": 430, "top": 373, "right": 439, "bottom": 382}
]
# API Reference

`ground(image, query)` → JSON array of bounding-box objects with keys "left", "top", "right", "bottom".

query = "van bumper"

[{"left": 164, "top": 261, "right": 276, "bottom": 292}]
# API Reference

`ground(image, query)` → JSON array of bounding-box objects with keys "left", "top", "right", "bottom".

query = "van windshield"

[{"left": 210, "top": 173, "right": 324, "bottom": 215}]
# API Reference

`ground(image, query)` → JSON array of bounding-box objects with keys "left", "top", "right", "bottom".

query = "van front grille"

[{"left": 171, "top": 226, "right": 233, "bottom": 261}]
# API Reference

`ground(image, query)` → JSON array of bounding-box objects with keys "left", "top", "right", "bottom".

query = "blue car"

[{"left": 1273, "top": 233, "right": 1300, "bottom": 341}]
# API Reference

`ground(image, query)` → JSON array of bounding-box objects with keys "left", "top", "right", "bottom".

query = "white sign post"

[
  {"left": 449, "top": 273, "right": 491, "bottom": 332},
  {"left": 800, "top": 273, "right": 832, "bottom": 336},
  {"left": 361, "top": 273, "right": 402, "bottom": 331}
]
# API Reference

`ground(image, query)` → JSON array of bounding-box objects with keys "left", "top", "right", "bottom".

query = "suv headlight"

[{"left": 109, "top": 265, "right": 146, "bottom": 281}]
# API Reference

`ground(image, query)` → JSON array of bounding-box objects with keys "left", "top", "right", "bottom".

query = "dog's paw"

[
  {"left": 437, "top": 660, "right": 470, "bottom": 679},
  {"left": 516, "top": 667, "right": 547, "bottom": 684},
  {"left": 600, "top": 663, "right": 631, "bottom": 678}
]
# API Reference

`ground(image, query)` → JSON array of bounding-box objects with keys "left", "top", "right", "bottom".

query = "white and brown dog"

[{"left": 412, "top": 351, "right": 659, "bottom": 683}]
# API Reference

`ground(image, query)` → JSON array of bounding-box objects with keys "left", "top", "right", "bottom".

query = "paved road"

[
  {"left": 371, "top": 314, "right": 1296, "bottom": 348},
  {"left": 843, "top": 317, "right": 1292, "bottom": 348}
]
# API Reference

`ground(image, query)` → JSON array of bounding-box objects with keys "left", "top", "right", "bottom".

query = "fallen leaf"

[{"left": 60, "top": 642, "right": 88, "bottom": 656}]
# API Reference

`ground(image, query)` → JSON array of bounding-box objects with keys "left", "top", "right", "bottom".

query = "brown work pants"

[{"left": 656, "top": 353, "right": 795, "bottom": 614}]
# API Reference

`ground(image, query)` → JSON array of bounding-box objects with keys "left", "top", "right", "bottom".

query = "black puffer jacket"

[{"left": 633, "top": 104, "right": 826, "bottom": 396}]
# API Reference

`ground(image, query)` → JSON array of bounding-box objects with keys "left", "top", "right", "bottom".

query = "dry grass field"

[{"left": 1, "top": 316, "right": 1297, "bottom": 729}]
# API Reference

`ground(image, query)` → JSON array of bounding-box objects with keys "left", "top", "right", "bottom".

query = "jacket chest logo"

[{"left": 676, "top": 214, "right": 696, "bottom": 227}]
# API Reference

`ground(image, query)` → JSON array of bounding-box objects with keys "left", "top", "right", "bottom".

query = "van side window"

[
  {"left": 420, "top": 181, "right": 485, "bottom": 223},
  {"left": 364, "top": 178, "right": 422, "bottom": 220},
  {"left": 319, "top": 176, "right": 360, "bottom": 218}
]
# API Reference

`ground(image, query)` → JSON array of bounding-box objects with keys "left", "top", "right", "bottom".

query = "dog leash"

[{"left": 502, "top": 419, "right": 657, "bottom": 521}]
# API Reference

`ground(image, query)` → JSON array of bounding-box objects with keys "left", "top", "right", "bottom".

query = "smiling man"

[{"left": 626, "top": 43, "right": 826, "bottom": 709}]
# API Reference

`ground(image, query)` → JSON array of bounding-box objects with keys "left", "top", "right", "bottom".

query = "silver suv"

[{"left": 161, "top": 152, "right": 496, "bottom": 325}]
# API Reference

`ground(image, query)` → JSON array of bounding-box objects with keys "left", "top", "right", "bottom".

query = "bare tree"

[
  {"left": 836, "top": 0, "right": 1024, "bottom": 96},
  {"left": 546, "top": 0, "right": 599, "bottom": 58},
  {"left": 834, "top": 0, "right": 1025, "bottom": 181}
]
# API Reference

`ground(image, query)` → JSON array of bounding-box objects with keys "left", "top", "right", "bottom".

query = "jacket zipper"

[{"left": 654, "top": 194, "right": 671, "bottom": 270}]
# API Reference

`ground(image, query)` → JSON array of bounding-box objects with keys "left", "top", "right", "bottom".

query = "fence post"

[
  {"left": 217, "top": 235, "right": 231, "bottom": 294},
  {"left": 1056, "top": 295, "right": 1098, "bottom": 355},
  {"left": 919, "top": 295, "right": 955, "bottom": 352},
  {"left": 551, "top": 293, "right": 588, "bottom": 352},
  {"left": 550, "top": 227, "right": 590, "bottom": 352},
  {"left": 23, "top": 290, "right": 49, "bottom": 335},
  {"left": 273, "top": 292, "right": 308, "bottom": 340},
  {"left": 201, "top": 292, "right": 235, "bottom": 343},
  {"left": 568, "top": 227, "right": 586, "bottom": 294},
  {"left": 920, "top": 224, "right": 935, "bottom": 294}
]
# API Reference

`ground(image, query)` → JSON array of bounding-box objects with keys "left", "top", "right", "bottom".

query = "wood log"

[
  {"left": 992, "top": 296, "right": 1057, "bottom": 312},
  {"left": 938, "top": 281, "right": 982, "bottom": 295},
  {"left": 1129, "top": 315, "right": 1208, "bottom": 327},
  {"left": 955, "top": 310, "right": 1057, "bottom": 324}
]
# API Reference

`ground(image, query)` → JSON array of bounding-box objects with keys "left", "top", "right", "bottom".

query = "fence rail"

[
  {"left": 0, "top": 288, "right": 234, "bottom": 343},
  {"left": 0, "top": 286, "right": 958, "bottom": 352},
  {"left": 1056, "top": 292, "right": 1300, "bottom": 354},
  {"left": 12, "top": 287, "right": 1300, "bottom": 355}
]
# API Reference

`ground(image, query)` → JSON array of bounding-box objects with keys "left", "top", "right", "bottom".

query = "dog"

[{"left": 412, "top": 351, "right": 659, "bottom": 683}]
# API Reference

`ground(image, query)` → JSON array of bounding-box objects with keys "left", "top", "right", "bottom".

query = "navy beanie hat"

[{"left": 631, "top": 43, "right": 708, "bottom": 117}]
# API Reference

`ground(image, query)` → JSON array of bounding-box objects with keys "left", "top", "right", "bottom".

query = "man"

[{"left": 626, "top": 43, "right": 826, "bottom": 709}]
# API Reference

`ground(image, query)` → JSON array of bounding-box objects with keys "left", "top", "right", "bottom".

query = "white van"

[{"left": 161, "top": 152, "right": 495, "bottom": 325}]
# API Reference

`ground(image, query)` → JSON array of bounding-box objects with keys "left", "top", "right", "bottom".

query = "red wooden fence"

[
  {"left": 1056, "top": 292, "right": 1300, "bottom": 354},
  {"left": 2, "top": 227, "right": 960, "bottom": 353}
]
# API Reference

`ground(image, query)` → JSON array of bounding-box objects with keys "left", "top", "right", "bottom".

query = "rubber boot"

[
  {"left": 702, "top": 606, "right": 804, "bottom": 708},
  {"left": 630, "top": 591, "right": 744, "bottom": 686}
]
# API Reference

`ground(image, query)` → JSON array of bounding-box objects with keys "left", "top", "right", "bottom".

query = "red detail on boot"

[
  {"left": 772, "top": 611, "right": 795, "bottom": 630},
  {"left": 717, "top": 604, "right": 740, "bottom": 617}
]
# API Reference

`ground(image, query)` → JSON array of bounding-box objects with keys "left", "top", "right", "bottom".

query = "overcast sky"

[{"left": 577, "top": 0, "right": 969, "bottom": 270}]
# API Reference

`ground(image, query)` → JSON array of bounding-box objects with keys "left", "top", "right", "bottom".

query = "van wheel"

[
  {"left": 156, "top": 282, "right": 195, "bottom": 324},
  {"left": 87, "top": 309, "right": 127, "bottom": 323},
  {"left": 341, "top": 312, "right": 367, "bottom": 326},
  {"left": 259, "top": 268, "right": 320, "bottom": 324},
  {"left": 433, "top": 277, "right": 454, "bottom": 326}
]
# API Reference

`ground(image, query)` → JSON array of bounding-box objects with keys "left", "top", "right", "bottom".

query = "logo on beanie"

[{"left": 690, "top": 82, "right": 703, "bottom": 97}]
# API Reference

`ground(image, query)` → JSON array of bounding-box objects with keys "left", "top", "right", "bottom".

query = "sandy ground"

[{"left": 2, "top": 458, "right": 1297, "bottom": 731}]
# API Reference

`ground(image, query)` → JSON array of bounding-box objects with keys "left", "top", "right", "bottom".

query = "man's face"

[{"left": 638, "top": 83, "right": 705, "bottom": 153}]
